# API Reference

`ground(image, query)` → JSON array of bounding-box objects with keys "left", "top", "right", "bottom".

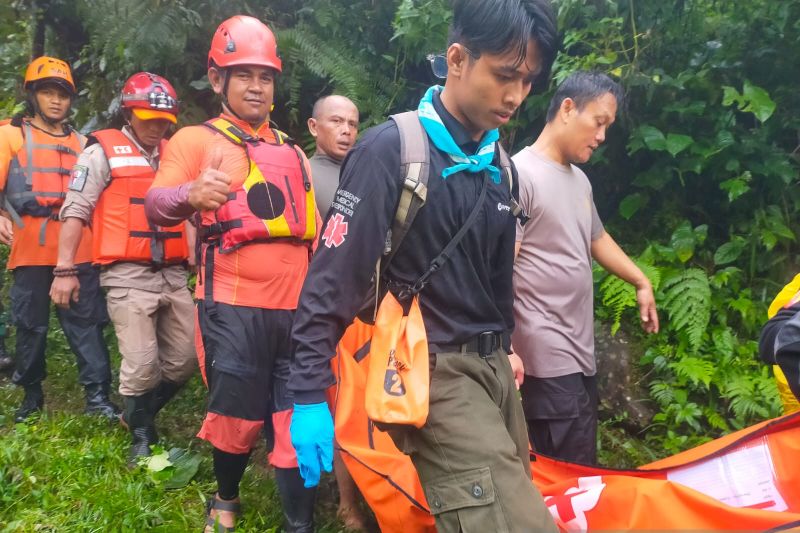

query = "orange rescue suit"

[
  {"left": 90, "top": 129, "right": 188, "bottom": 266},
  {"left": 5, "top": 119, "right": 82, "bottom": 221},
  {"left": 201, "top": 118, "right": 316, "bottom": 252}
]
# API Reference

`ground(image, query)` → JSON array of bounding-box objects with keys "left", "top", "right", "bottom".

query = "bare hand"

[
  {"left": 0, "top": 216, "right": 13, "bottom": 245},
  {"left": 636, "top": 281, "right": 659, "bottom": 334},
  {"left": 188, "top": 146, "right": 231, "bottom": 211},
  {"left": 507, "top": 351, "right": 525, "bottom": 390},
  {"left": 50, "top": 274, "right": 80, "bottom": 309}
]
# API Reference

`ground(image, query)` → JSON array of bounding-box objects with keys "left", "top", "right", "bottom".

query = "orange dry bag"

[{"left": 365, "top": 293, "right": 429, "bottom": 428}]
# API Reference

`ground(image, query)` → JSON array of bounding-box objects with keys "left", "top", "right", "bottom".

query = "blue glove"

[{"left": 290, "top": 402, "right": 334, "bottom": 488}]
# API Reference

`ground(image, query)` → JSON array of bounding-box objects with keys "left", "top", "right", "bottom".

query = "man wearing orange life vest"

[
  {"left": 51, "top": 72, "right": 196, "bottom": 465},
  {"left": 144, "top": 16, "right": 321, "bottom": 532},
  {"left": 0, "top": 57, "right": 116, "bottom": 423}
]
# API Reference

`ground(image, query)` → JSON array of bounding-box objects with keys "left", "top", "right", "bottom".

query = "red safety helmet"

[
  {"left": 208, "top": 15, "right": 282, "bottom": 73},
  {"left": 121, "top": 72, "right": 179, "bottom": 124}
]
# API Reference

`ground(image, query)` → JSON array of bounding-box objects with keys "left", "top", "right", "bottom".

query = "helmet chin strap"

[
  {"left": 28, "top": 91, "right": 71, "bottom": 133},
  {"left": 217, "top": 67, "right": 269, "bottom": 129}
]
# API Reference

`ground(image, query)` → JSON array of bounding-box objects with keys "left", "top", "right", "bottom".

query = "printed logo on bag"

[
  {"left": 112, "top": 145, "right": 133, "bottom": 155},
  {"left": 544, "top": 476, "right": 605, "bottom": 532},
  {"left": 497, "top": 202, "right": 511, "bottom": 213},
  {"left": 68, "top": 165, "right": 89, "bottom": 192},
  {"left": 322, "top": 212, "right": 349, "bottom": 248},
  {"left": 383, "top": 350, "right": 406, "bottom": 397}
]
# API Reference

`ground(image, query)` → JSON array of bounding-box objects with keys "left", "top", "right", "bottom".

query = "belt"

[{"left": 428, "top": 332, "right": 506, "bottom": 358}]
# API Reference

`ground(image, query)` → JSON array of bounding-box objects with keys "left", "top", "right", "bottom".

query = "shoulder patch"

[{"left": 68, "top": 165, "right": 88, "bottom": 192}]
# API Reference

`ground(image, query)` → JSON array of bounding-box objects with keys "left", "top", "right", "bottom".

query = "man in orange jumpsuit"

[
  {"left": 0, "top": 57, "right": 116, "bottom": 423},
  {"left": 144, "top": 16, "right": 321, "bottom": 533}
]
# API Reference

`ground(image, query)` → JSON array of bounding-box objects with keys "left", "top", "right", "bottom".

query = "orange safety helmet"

[
  {"left": 121, "top": 72, "right": 179, "bottom": 124},
  {"left": 208, "top": 15, "right": 282, "bottom": 73},
  {"left": 24, "top": 56, "right": 76, "bottom": 95}
]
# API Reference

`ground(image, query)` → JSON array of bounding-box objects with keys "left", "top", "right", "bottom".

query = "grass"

[
  {"left": 0, "top": 312, "right": 664, "bottom": 531},
  {"left": 0, "top": 315, "right": 367, "bottom": 532}
]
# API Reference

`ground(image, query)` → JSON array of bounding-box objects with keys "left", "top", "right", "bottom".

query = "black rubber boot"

[
  {"left": 152, "top": 379, "right": 184, "bottom": 415},
  {"left": 14, "top": 383, "right": 44, "bottom": 423},
  {"left": 274, "top": 467, "right": 316, "bottom": 533},
  {"left": 0, "top": 339, "right": 13, "bottom": 372},
  {"left": 124, "top": 392, "right": 158, "bottom": 467},
  {"left": 84, "top": 383, "right": 121, "bottom": 419}
]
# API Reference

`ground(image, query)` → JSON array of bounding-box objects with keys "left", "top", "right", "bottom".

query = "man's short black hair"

[
  {"left": 449, "top": 0, "right": 558, "bottom": 81},
  {"left": 545, "top": 70, "right": 624, "bottom": 122}
]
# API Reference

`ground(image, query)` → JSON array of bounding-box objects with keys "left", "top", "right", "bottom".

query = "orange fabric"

[
  {"left": 197, "top": 412, "right": 263, "bottom": 454},
  {"left": 150, "top": 113, "right": 320, "bottom": 309},
  {"left": 365, "top": 293, "right": 429, "bottom": 428},
  {"left": 531, "top": 412, "right": 800, "bottom": 530},
  {"left": 91, "top": 129, "right": 187, "bottom": 265},
  {"left": 332, "top": 319, "right": 436, "bottom": 533},
  {"left": 334, "top": 317, "right": 800, "bottom": 531},
  {"left": 0, "top": 122, "right": 92, "bottom": 268},
  {"left": 268, "top": 409, "right": 298, "bottom": 468}
]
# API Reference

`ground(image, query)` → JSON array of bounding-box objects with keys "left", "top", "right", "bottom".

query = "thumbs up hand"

[{"left": 188, "top": 146, "right": 232, "bottom": 210}]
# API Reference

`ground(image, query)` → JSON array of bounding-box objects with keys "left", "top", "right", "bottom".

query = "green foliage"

[
  {"left": 662, "top": 268, "right": 711, "bottom": 350},
  {"left": 1, "top": 0, "right": 797, "bottom": 470}
]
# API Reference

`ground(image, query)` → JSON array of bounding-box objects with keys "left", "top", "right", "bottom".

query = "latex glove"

[{"left": 290, "top": 402, "right": 334, "bottom": 488}]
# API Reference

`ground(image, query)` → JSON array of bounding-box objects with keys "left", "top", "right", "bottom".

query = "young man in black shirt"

[{"left": 289, "top": 0, "right": 559, "bottom": 529}]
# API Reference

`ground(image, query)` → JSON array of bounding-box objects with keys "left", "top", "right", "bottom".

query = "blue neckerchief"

[{"left": 417, "top": 85, "right": 500, "bottom": 184}]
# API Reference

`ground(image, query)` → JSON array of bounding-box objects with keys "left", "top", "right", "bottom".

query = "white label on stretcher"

[{"left": 665, "top": 438, "right": 787, "bottom": 512}]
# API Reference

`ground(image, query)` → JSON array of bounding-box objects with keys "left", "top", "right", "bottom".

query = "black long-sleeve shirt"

[
  {"left": 759, "top": 302, "right": 800, "bottom": 401},
  {"left": 289, "top": 93, "right": 520, "bottom": 403}
]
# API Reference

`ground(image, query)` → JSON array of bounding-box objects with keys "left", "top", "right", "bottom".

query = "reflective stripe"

[
  {"left": 29, "top": 143, "right": 78, "bottom": 156},
  {"left": 8, "top": 191, "right": 65, "bottom": 199},
  {"left": 107, "top": 156, "right": 151, "bottom": 170}
]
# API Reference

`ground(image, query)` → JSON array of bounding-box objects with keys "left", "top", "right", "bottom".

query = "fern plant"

[
  {"left": 598, "top": 260, "right": 661, "bottom": 334},
  {"left": 661, "top": 268, "right": 711, "bottom": 351}
]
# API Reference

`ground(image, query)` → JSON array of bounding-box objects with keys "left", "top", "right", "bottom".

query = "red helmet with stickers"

[
  {"left": 208, "top": 15, "right": 282, "bottom": 72},
  {"left": 121, "top": 72, "right": 179, "bottom": 124}
]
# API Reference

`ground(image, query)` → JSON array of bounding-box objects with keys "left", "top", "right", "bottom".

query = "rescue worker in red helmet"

[
  {"left": 0, "top": 56, "right": 117, "bottom": 423},
  {"left": 144, "top": 16, "right": 322, "bottom": 532},
  {"left": 51, "top": 72, "right": 197, "bottom": 466}
]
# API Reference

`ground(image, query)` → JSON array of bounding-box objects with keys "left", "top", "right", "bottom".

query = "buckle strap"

[
  {"left": 428, "top": 332, "right": 505, "bottom": 358},
  {"left": 199, "top": 219, "right": 242, "bottom": 240}
]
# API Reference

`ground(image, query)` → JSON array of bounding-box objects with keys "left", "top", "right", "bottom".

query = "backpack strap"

[
  {"left": 383, "top": 110, "right": 430, "bottom": 269},
  {"left": 496, "top": 143, "right": 528, "bottom": 224}
]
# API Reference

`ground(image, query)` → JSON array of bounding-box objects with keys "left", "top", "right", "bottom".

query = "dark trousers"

[
  {"left": 521, "top": 372, "right": 599, "bottom": 464},
  {"left": 11, "top": 263, "right": 111, "bottom": 388}
]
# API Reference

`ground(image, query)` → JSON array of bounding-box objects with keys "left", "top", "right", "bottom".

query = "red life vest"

[
  {"left": 5, "top": 120, "right": 84, "bottom": 220},
  {"left": 90, "top": 129, "right": 188, "bottom": 266},
  {"left": 201, "top": 118, "right": 317, "bottom": 253}
]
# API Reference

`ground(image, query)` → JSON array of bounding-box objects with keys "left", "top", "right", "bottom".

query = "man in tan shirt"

[
  {"left": 50, "top": 72, "right": 196, "bottom": 465},
  {"left": 513, "top": 71, "right": 658, "bottom": 464}
]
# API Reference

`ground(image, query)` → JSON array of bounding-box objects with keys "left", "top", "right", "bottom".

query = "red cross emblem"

[
  {"left": 322, "top": 213, "right": 349, "bottom": 248},
  {"left": 543, "top": 476, "right": 605, "bottom": 531}
]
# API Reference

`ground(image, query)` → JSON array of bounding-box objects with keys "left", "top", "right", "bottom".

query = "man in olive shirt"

[
  {"left": 513, "top": 71, "right": 658, "bottom": 464},
  {"left": 305, "top": 93, "right": 365, "bottom": 530},
  {"left": 307, "top": 95, "right": 359, "bottom": 216}
]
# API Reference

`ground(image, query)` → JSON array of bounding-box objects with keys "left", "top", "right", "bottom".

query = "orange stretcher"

[{"left": 332, "top": 320, "right": 800, "bottom": 532}]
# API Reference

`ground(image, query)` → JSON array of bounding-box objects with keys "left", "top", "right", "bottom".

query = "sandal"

[{"left": 204, "top": 494, "right": 241, "bottom": 532}]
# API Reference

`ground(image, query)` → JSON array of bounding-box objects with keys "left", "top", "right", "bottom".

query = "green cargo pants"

[{"left": 389, "top": 348, "right": 557, "bottom": 532}]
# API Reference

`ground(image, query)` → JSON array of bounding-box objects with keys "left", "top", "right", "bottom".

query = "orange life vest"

[
  {"left": 90, "top": 129, "right": 188, "bottom": 266},
  {"left": 5, "top": 119, "right": 84, "bottom": 220},
  {"left": 200, "top": 118, "right": 316, "bottom": 253}
]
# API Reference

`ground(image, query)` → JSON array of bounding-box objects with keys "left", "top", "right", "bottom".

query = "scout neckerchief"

[{"left": 417, "top": 85, "right": 501, "bottom": 184}]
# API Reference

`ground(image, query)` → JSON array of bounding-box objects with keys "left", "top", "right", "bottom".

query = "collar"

[
  {"left": 121, "top": 125, "right": 159, "bottom": 159},
  {"left": 431, "top": 90, "right": 475, "bottom": 150},
  {"left": 311, "top": 152, "right": 342, "bottom": 166},
  {"left": 218, "top": 112, "right": 274, "bottom": 141}
]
